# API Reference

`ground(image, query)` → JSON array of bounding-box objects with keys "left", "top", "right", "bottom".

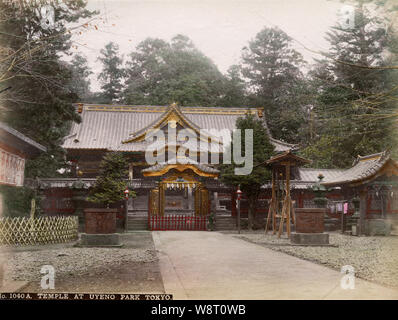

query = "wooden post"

[
  {"left": 381, "top": 191, "right": 387, "bottom": 219},
  {"left": 358, "top": 188, "right": 367, "bottom": 236},
  {"left": 237, "top": 197, "right": 241, "bottom": 234},
  {"left": 341, "top": 208, "right": 344, "bottom": 234},
  {"left": 291, "top": 200, "right": 296, "bottom": 225},
  {"left": 278, "top": 163, "right": 292, "bottom": 238},
  {"left": 265, "top": 170, "right": 276, "bottom": 234},
  {"left": 124, "top": 198, "right": 128, "bottom": 231},
  {"left": 286, "top": 163, "right": 291, "bottom": 237},
  {"left": 159, "top": 183, "right": 164, "bottom": 216},
  {"left": 265, "top": 201, "right": 272, "bottom": 234},
  {"left": 278, "top": 198, "right": 287, "bottom": 237},
  {"left": 273, "top": 169, "right": 279, "bottom": 235},
  {"left": 30, "top": 198, "right": 36, "bottom": 219}
]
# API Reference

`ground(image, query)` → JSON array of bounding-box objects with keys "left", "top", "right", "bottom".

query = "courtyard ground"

[
  {"left": 2, "top": 231, "right": 398, "bottom": 299},
  {"left": 153, "top": 231, "right": 398, "bottom": 299},
  {"left": 1, "top": 232, "right": 164, "bottom": 294},
  {"left": 233, "top": 231, "right": 398, "bottom": 289}
]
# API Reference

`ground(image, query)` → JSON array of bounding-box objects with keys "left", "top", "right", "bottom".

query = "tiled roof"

[
  {"left": 265, "top": 150, "right": 311, "bottom": 166},
  {"left": 298, "top": 168, "right": 345, "bottom": 183},
  {"left": 0, "top": 121, "right": 46, "bottom": 155},
  {"left": 261, "top": 167, "right": 345, "bottom": 190},
  {"left": 322, "top": 151, "right": 394, "bottom": 186},
  {"left": 63, "top": 104, "right": 296, "bottom": 152}
]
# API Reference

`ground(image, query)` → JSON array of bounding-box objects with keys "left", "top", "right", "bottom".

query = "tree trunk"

[{"left": 248, "top": 195, "right": 257, "bottom": 231}]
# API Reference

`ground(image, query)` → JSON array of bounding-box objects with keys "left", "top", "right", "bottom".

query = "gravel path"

[
  {"left": 1, "top": 233, "right": 165, "bottom": 293},
  {"left": 233, "top": 231, "right": 398, "bottom": 289},
  {"left": 3, "top": 247, "right": 157, "bottom": 282}
]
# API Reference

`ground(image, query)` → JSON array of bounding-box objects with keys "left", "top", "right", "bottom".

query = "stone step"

[
  {"left": 127, "top": 217, "right": 148, "bottom": 222},
  {"left": 128, "top": 216, "right": 148, "bottom": 220},
  {"left": 127, "top": 217, "right": 148, "bottom": 230},
  {"left": 128, "top": 226, "right": 148, "bottom": 231},
  {"left": 214, "top": 216, "right": 236, "bottom": 230},
  {"left": 128, "top": 210, "right": 148, "bottom": 217},
  {"left": 127, "top": 216, "right": 148, "bottom": 221}
]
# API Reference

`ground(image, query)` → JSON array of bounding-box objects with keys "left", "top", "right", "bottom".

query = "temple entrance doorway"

[
  {"left": 148, "top": 171, "right": 210, "bottom": 217},
  {"left": 164, "top": 186, "right": 194, "bottom": 215}
]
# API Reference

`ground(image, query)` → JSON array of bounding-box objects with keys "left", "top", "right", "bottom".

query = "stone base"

[
  {"left": 79, "top": 233, "right": 122, "bottom": 247},
  {"left": 290, "top": 232, "right": 329, "bottom": 246},
  {"left": 363, "top": 219, "right": 392, "bottom": 236},
  {"left": 84, "top": 208, "right": 117, "bottom": 234}
]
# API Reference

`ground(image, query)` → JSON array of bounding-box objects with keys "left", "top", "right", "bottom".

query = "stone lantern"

[
  {"left": 291, "top": 173, "right": 330, "bottom": 245},
  {"left": 311, "top": 174, "right": 329, "bottom": 208}
]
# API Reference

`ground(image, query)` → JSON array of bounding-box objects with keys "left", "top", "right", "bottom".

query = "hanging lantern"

[
  {"left": 236, "top": 187, "right": 243, "bottom": 201},
  {"left": 124, "top": 187, "right": 129, "bottom": 200}
]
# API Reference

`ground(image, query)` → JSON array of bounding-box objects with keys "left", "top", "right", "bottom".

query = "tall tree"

[
  {"left": 0, "top": 0, "right": 96, "bottom": 178},
  {"left": 123, "top": 35, "right": 226, "bottom": 107},
  {"left": 97, "top": 42, "right": 125, "bottom": 103},
  {"left": 220, "top": 115, "right": 275, "bottom": 230},
  {"left": 218, "top": 65, "right": 247, "bottom": 108},
  {"left": 69, "top": 53, "right": 92, "bottom": 101},
  {"left": 301, "top": 2, "right": 397, "bottom": 168},
  {"left": 240, "top": 26, "right": 307, "bottom": 143}
]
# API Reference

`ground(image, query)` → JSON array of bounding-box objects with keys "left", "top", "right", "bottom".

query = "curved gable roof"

[
  {"left": 322, "top": 151, "right": 398, "bottom": 187},
  {"left": 63, "top": 103, "right": 297, "bottom": 153}
]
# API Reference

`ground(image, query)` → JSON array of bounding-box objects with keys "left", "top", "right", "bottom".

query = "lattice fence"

[{"left": 0, "top": 216, "right": 78, "bottom": 245}]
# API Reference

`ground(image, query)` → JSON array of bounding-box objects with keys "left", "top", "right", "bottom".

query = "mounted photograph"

[{"left": 0, "top": 0, "right": 397, "bottom": 304}]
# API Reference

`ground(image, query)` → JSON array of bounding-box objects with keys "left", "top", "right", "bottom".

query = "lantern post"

[
  {"left": 124, "top": 187, "right": 129, "bottom": 231},
  {"left": 236, "top": 186, "right": 243, "bottom": 234}
]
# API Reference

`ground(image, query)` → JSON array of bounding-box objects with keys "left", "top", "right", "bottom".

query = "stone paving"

[{"left": 153, "top": 231, "right": 398, "bottom": 300}]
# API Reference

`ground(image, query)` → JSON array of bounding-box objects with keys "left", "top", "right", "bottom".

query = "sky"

[{"left": 68, "top": 0, "right": 351, "bottom": 91}]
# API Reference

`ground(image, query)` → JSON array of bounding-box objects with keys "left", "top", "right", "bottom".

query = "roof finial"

[{"left": 77, "top": 103, "right": 84, "bottom": 113}]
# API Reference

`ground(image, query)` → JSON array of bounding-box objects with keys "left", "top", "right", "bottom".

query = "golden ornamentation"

[
  {"left": 149, "top": 188, "right": 160, "bottom": 215},
  {"left": 122, "top": 103, "right": 221, "bottom": 144},
  {"left": 85, "top": 104, "right": 259, "bottom": 115},
  {"left": 143, "top": 163, "right": 218, "bottom": 178}
]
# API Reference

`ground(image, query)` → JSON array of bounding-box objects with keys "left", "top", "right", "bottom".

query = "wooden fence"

[
  {"left": 149, "top": 215, "right": 207, "bottom": 231},
  {"left": 0, "top": 216, "right": 78, "bottom": 245}
]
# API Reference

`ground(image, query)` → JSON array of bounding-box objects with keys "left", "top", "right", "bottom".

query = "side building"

[{"left": 0, "top": 121, "right": 46, "bottom": 215}]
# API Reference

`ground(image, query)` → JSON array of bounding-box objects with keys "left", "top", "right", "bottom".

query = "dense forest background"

[{"left": 0, "top": 0, "right": 397, "bottom": 180}]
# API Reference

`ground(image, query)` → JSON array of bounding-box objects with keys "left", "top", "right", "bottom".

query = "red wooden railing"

[{"left": 149, "top": 215, "right": 207, "bottom": 231}]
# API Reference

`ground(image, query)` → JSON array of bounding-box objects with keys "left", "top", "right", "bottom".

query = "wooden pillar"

[
  {"left": 188, "top": 187, "right": 193, "bottom": 210},
  {"left": 124, "top": 198, "right": 128, "bottom": 231},
  {"left": 159, "top": 183, "right": 165, "bottom": 216},
  {"left": 214, "top": 192, "right": 219, "bottom": 211},
  {"left": 359, "top": 188, "right": 367, "bottom": 235},
  {"left": 231, "top": 189, "right": 236, "bottom": 216},
  {"left": 194, "top": 185, "right": 201, "bottom": 216},
  {"left": 278, "top": 162, "right": 292, "bottom": 238},
  {"left": 381, "top": 190, "right": 387, "bottom": 219},
  {"left": 128, "top": 163, "right": 134, "bottom": 180},
  {"left": 286, "top": 163, "right": 291, "bottom": 237},
  {"left": 201, "top": 188, "right": 209, "bottom": 215},
  {"left": 266, "top": 168, "right": 276, "bottom": 234}
]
